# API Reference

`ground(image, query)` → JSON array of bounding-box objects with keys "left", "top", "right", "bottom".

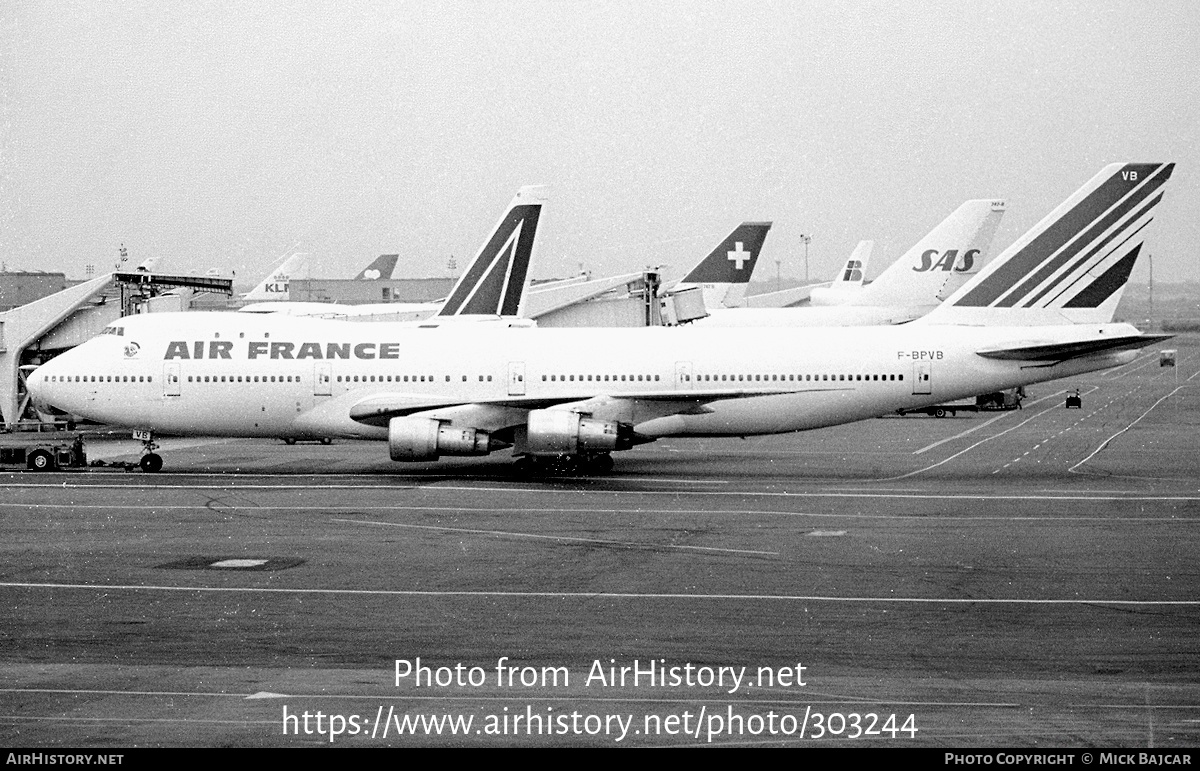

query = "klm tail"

[
  {"left": 243, "top": 251, "right": 311, "bottom": 301},
  {"left": 923, "top": 163, "right": 1173, "bottom": 326},
  {"left": 354, "top": 254, "right": 398, "bottom": 280},
  {"left": 436, "top": 185, "right": 549, "bottom": 318}
]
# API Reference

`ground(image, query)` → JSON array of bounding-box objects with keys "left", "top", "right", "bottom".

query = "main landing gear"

[{"left": 512, "top": 453, "right": 615, "bottom": 476}]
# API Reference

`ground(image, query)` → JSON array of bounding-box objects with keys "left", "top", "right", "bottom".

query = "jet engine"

[
  {"left": 388, "top": 417, "right": 496, "bottom": 461},
  {"left": 525, "top": 409, "right": 636, "bottom": 456}
]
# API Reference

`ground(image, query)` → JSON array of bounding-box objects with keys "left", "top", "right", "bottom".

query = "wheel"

[
  {"left": 283, "top": 438, "right": 297, "bottom": 445},
  {"left": 934, "top": 408, "right": 947, "bottom": 418},
  {"left": 320, "top": 438, "right": 332, "bottom": 445},
  {"left": 588, "top": 454, "right": 614, "bottom": 474},
  {"left": 28, "top": 450, "right": 55, "bottom": 471},
  {"left": 512, "top": 456, "right": 535, "bottom": 475},
  {"left": 139, "top": 453, "right": 163, "bottom": 472}
]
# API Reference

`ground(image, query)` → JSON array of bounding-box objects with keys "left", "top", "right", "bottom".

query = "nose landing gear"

[{"left": 134, "top": 430, "right": 163, "bottom": 472}]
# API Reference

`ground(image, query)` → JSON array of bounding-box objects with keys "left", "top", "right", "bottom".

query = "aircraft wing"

[
  {"left": 347, "top": 388, "right": 803, "bottom": 427},
  {"left": 975, "top": 333, "right": 1173, "bottom": 363}
]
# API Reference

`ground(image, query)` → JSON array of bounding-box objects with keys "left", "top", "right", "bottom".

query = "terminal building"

[
  {"left": 0, "top": 270, "right": 233, "bottom": 427},
  {"left": 0, "top": 264, "right": 700, "bottom": 428}
]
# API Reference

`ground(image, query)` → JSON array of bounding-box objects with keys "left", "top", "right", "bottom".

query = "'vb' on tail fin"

[{"left": 920, "top": 163, "right": 1173, "bottom": 327}]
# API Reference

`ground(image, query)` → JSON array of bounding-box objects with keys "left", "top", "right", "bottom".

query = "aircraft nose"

[{"left": 25, "top": 360, "right": 66, "bottom": 416}]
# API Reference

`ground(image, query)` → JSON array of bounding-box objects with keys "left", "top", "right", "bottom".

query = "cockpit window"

[{"left": 101, "top": 326, "right": 125, "bottom": 336}]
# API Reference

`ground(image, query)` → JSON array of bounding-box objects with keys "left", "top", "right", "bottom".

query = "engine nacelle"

[
  {"left": 389, "top": 417, "right": 494, "bottom": 461},
  {"left": 525, "top": 409, "right": 622, "bottom": 456}
]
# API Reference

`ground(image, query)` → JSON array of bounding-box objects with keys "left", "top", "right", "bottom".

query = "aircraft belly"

[{"left": 635, "top": 391, "right": 880, "bottom": 437}]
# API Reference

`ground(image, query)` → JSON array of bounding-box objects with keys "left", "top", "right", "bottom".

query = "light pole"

[
  {"left": 798, "top": 234, "right": 812, "bottom": 282},
  {"left": 1148, "top": 252, "right": 1154, "bottom": 323}
]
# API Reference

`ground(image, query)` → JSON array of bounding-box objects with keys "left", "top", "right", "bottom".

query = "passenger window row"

[
  {"left": 690, "top": 373, "right": 903, "bottom": 382},
  {"left": 46, "top": 375, "right": 151, "bottom": 382},
  {"left": 543, "top": 374, "right": 662, "bottom": 382},
  {"left": 187, "top": 375, "right": 297, "bottom": 383}
]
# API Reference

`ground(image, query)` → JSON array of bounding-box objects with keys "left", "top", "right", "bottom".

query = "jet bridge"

[{"left": 0, "top": 271, "right": 233, "bottom": 426}]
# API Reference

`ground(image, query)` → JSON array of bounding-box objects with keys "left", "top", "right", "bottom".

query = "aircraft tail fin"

[
  {"left": 243, "top": 252, "right": 311, "bottom": 301},
  {"left": 856, "top": 199, "right": 1006, "bottom": 308},
  {"left": 436, "top": 186, "right": 549, "bottom": 318},
  {"left": 808, "top": 240, "right": 874, "bottom": 306},
  {"left": 921, "top": 163, "right": 1173, "bottom": 327},
  {"left": 355, "top": 254, "right": 398, "bottom": 280},
  {"left": 676, "top": 221, "right": 772, "bottom": 308}
]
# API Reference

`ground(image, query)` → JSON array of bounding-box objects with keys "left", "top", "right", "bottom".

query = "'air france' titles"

[{"left": 163, "top": 341, "right": 402, "bottom": 360}]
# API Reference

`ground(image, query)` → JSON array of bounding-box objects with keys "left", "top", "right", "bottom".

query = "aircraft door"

[
  {"left": 164, "top": 362, "right": 181, "bottom": 397},
  {"left": 675, "top": 361, "right": 693, "bottom": 390},
  {"left": 912, "top": 362, "right": 932, "bottom": 395},
  {"left": 314, "top": 362, "right": 331, "bottom": 396},
  {"left": 508, "top": 362, "right": 526, "bottom": 396}
]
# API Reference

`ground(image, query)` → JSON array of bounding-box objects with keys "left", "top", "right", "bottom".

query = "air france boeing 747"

[{"left": 29, "top": 163, "right": 1174, "bottom": 473}]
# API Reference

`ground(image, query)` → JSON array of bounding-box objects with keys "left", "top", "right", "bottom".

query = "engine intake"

[
  {"left": 525, "top": 409, "right": 632, "bottom": 456},
  {"left": 389, "top": 417, "right": 495, "bottom": 461}
]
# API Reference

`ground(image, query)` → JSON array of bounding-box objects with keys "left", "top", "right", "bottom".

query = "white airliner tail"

[
  {"left": 243, "top": 252, "right": 311, "bottom": 301},
  {"left": 855, "top": 199, "right": 1006, "bottom": 308},
  {"left": 921, "top": 163, "right": 1173, "bottom": 327},
  {"left": 673, "top": 222, "right": 773, "bottom": 309},
  {"left": 435, "top": 185, "right": 549, "bottom": 318},
  {"left": 808, "top": 241, "right": 875, "bottom": 306}
]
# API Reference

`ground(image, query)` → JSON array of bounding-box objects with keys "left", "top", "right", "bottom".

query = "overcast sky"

[{"left": 3, "top": 1, "right": 1198, "bottom": 287}]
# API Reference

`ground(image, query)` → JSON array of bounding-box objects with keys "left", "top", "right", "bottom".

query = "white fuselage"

[
  {"left": 29, "top": 312, "right": 1139, "bottom": 445},
  {"left": 694, "top": 305, "right": 931, "bottom": 327}
]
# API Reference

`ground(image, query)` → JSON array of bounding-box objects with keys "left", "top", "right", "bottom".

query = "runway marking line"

[
  {"left": 333, "top": 517, "right": 780, "bottom": 557},
  {"left": 3, "top": 581, "right": 1197, "bottom": 605},
  {"left": 911, "top": 388, "right": 1073, "bottom": 456},
  {"left": 1, "top": 485, "right": 1196, "bottom": 502},
  {"left": 1070, "top": 385, "right": 1189, "bottom": 475},
  {"left": 1, "top": 501, "right": 1196, "bottom": 521},
  {"left": 0, "top": 688, "right": 1022, "bottom": 708}
]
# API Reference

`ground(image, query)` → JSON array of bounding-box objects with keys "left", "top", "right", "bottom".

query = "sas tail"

[
  {"left": 856, "top": 199, "right": 1006, "bottom": 308},
  {"left": 922, "top": 163, "right": 1174, "bottom": 326},
  {"left": 436, "top": 185, "right": 549, "bottom": 318}
]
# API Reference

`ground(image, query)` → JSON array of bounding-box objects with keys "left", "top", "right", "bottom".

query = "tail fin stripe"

[
  {"left": 1026, "top": 197, "right": 1157, "bottom": 308},
  {"left": 438, "top": 204, "right": 541, "bottom": 316},
  {"left": 457, "top": 224, "right": 522, "bottom": 315},
  {"left": 1062, "top": 244, "right": 1142, "bottom": 309},
  {"left": 995, "top": 166, "right": 1169, "bottom": 307},
  {"left": 956, "top": 162, "right": 1164, "bottom": 307}
]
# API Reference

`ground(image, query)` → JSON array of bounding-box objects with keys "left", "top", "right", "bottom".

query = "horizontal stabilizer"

[{"left": 976, "top": 333, "right": 1173, "bottom": 362}]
